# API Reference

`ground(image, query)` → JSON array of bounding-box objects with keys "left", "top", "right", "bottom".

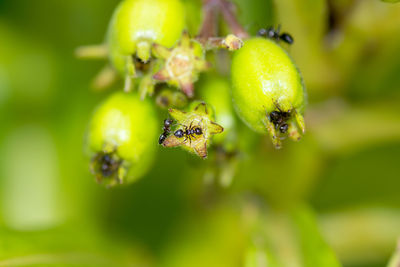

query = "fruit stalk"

[
  {"left": 197, "top": 0, "right": 249, "bottom": 46},
  {"left": 197, "top": 0, "right": 219, "bottom": 42},
  {"left": 218, "top": 0, "right": 249, "bottom": 38}
]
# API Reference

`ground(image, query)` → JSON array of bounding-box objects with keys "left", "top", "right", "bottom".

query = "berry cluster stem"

[
  {"left": 197, "top": 0, "right": 219, "bottom": 41},
  {"left": 218, "top": 0, "right": 249, "bottom": 38},
  {"left": 197, "top": 0, "right": 249, "bottom": 45}
]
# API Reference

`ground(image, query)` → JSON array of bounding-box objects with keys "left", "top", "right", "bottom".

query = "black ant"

[
  {"left": 269, "top": 110, "right": 291, "bottom": 134},
  {"left": 174, "top": 121, "right": 203, "bottom": 144},
  {"left": 258, "top": 25, "right": 294, "bottom": 45},
  {"left": 100, "top": 154, "right": 120, "bottom": 177},
  {"left": 91, "top": 152, "right": 121, "bottom": 180},
  {"left": 158, "top": 119, "right": 173, "bottom": 144}
]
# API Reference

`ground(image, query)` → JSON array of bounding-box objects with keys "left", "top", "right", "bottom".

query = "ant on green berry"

[
  {"left": 268, "top": 102, "right": 292, "bottom": 134},
  {"left": 91, "top": 151, "right": 122, "bottom": 181},
  {"left": 258, "top": 25, "right": 294, "bottom": 45},
  {"left": 269, "top": 111, "right": 290, "bottom": 133}
]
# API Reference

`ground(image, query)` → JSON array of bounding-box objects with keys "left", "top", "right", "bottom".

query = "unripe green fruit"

[
  {"left": 107, "top": 0, "right": 186, "bottom": 74},
  {"left": 199, "top": 76, "right": 236, "bottom": 148},
  {"left": 88, "top": 92, "right": 158, "bottom": 186},
  {"left": 156, "top": 87, "right": 188, "bottom": 109},
  {"left": 231, "top": 37, "right": 306, "bottom": 148}
]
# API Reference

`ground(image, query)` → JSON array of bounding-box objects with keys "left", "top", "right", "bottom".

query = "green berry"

[
  {"left": 88, "top": 92, "right": 158, "bottom": 186},
  {"left": 199, "top": 75, "right": 236, "bottom": 148},
  {"left": 155, "top": 87, "right": 188, "bottom": 109},
  {"left": 231, "top": 37, "right": 306, "bottom": 148},
  {"left": 107, "top": 0, "right": 186, "bottom": 75}
]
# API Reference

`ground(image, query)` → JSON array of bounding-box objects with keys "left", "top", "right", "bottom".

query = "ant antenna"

[{"left": 276, "top": 24, "right": 281, "bottom": 35}]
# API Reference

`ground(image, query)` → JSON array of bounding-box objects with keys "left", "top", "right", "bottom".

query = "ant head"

[
  {"left": 270, "top": 111, "right": 281, "bottom": 122},
  {"left": 164, "top": 119, "right": 173, "bottom": 127},
  {"left": 99, "top": 153, "right": 119, "bottom": 177},
  {"left": 279, "top": 123, "right": 289, "bottom": 134}
]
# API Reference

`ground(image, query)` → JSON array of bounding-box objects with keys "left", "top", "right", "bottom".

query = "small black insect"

[
  {"left": 163, "top": 119, "right": 173, "bottom": 131},
  {"left": 159, "top": 118, "right": 174, "bottom": 145},
  {"left": 100, "top": 154, "right": 120, "bottom": 177},
  {"left": 258, "top": 25, "right": 294, "bottom": 45},
  {"left": 269, "top": 110, "right": 291, "bottom": 134},
  {"left": 279, "top": 123, "right": 289, "bottom": 134},
  {"left": 269, "top": 111, "right": 282, "bottom": 125},
  {"left": 158, "top": 132, "right": 168, "bottom": 144},
  {"left": 174, "top": 122, "right": 204, "bottom": 144}
]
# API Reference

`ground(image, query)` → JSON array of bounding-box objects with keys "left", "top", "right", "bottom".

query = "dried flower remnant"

[
  {"left": 161, "top": 102, "right": 224, "bottom": 158},
  {"left": 203, "top": 34, "right": 244, "bottom": 51},
  {"left": 153, "top": 32, "right": 211, "bottom": 97}
]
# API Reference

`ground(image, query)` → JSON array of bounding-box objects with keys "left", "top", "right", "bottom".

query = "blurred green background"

[{"left": 1, "top": 0, "right": 400, "bottom": 266}]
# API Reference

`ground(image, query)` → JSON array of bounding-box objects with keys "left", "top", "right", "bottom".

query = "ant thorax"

[{"left": 174, "top": 116, "right": 206, "bottom": 143}]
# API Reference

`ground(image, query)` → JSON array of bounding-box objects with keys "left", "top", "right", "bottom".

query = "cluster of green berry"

[{"left": 78, "top": 0, "right": 306, "bottom": 187}]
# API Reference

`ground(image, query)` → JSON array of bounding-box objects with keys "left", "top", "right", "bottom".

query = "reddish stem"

[
  {"left": 218, "top": 0, "right": 249, "bottom": 39},
  {"left": 196, "top": 0, "right": 249, "bottom": 44},
  {"left": 197, "top": 0, "right": 219, "bottom": 41}
]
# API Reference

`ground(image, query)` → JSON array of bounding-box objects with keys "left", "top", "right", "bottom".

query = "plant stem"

[
  {"left": 218, "top": 0, "right": 249, "bottom": 38},
  {"left": 196, "top": 0, "right": 249, "bottom": 46},
  {"left": 197, "top": 0, "right": 219, "bottom": 42}
]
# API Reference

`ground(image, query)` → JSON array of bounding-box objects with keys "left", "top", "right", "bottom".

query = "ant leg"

[
  {"left": 272, "top": 99, "right": 283, "bottom": 113},
  {"left": 189, "top": 121, "right": 193, "bottom": 132},
  {"left": 200, "top": 119, "right": 205, "bottom": 139},
  {"left": 188, "top": 135, "right": 192, "bottom": 146},
  {"left": 276, "top": 24, "right": 281, "bottom": 36}
]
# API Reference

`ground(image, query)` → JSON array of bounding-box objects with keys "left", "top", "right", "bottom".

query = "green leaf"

[{"left": 381, "top": 0, "right": 400, "bottom": 3}]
